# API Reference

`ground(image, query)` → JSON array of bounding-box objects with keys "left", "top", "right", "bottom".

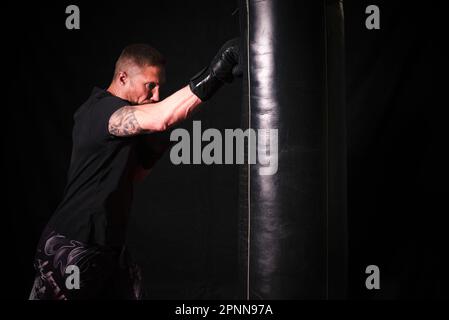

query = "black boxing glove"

[{"left": 189, "top": 38, "right": 241, "bottom": 101}]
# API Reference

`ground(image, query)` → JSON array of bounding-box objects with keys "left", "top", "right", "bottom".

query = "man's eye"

[{"left": 148, "top": 83, "right": 156, "bottom": 90}]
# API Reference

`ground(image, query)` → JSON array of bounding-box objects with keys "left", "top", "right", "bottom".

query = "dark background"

[{"left": 4, "top": 0, "right": 449, "bottom": 299}]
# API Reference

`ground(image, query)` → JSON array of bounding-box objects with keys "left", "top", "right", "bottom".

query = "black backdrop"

[
  {"left": 345, "top": 0, "right": 448, "bottom": 299},
  {"left": 4, "top": 0, "right": 449, "bottom": 299}
]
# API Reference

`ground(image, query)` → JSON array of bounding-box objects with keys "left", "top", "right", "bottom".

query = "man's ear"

[{"left": 118, "top": 71, "right": 128, "bottom": 86}]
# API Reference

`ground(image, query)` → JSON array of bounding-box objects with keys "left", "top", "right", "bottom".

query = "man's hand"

[{"left": 189, "top": 38, "right": 241, "bottom": 101}]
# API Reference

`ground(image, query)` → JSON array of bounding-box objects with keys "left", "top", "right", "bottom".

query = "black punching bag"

[{"left": 238, "top": 0, "right": 347, "bottom": 299}]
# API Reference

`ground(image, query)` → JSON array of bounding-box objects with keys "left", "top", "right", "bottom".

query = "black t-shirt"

[{"left": 46, "top": 87, "right": 167, "bottom": 248}]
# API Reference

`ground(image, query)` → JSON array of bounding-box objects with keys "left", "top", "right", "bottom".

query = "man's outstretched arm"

[
  {"left": 108, "top": 38, "right": 240, "bottom": 137},
  {"left": 109, "top": 85, "right": 201, "bottom": 136}
]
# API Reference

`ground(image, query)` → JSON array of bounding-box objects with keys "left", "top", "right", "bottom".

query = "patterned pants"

[{"left": 29, "top": 230, "right": 143, "bottom": 300}]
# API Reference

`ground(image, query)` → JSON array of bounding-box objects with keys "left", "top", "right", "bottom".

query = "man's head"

[{"left": 110, "top": 44, "right": 166, "bottom": 105}]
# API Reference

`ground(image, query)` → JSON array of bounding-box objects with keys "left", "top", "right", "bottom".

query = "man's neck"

[{"left": 107, "top": 83, "right": 127, "bottom": 101}]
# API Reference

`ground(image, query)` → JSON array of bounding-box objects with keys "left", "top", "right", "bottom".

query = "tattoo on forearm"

[{"left": 108, "top": 106, "right": 142, "bottom": 137}]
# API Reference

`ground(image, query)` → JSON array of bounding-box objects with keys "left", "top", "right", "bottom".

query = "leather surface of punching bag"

[{"left": 238, "top": 0, "right": 347, "bottom": 299}]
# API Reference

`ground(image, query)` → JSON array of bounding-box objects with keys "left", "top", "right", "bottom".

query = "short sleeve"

[{"left": 87, "top": 93, "right": 129, "bottom": 142}]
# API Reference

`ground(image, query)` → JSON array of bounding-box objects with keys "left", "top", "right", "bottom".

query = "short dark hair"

[{"left": 114, "top": 44, "right": 165, "bottom": 78}]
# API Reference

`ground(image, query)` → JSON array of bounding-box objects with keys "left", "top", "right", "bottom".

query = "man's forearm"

[{"left": 135, "top": 85, "right": 202, "bottom": 132}]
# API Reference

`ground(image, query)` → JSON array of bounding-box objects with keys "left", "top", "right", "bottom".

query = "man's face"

[{"left": 124, "top": 65, "right": 165, "bottom": 105}]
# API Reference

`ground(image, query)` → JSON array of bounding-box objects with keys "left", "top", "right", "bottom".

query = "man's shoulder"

[
  {"left": 72, "top": 88, "right": 133, "bottom": 141},
  {"left": 90, "top": 87, "right": 127, "bottom": 106},
  {"left": 75, "top": 87, "right": 128, "bottom": 118}
]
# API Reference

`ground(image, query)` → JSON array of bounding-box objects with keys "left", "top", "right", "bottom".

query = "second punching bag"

[{"left": 238, "top": 0, "right": 347, "bottom": 299}]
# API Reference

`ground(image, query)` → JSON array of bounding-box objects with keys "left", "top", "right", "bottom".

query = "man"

[{"left": 29, "top": 39, "right": 241, "bottom": 300}]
